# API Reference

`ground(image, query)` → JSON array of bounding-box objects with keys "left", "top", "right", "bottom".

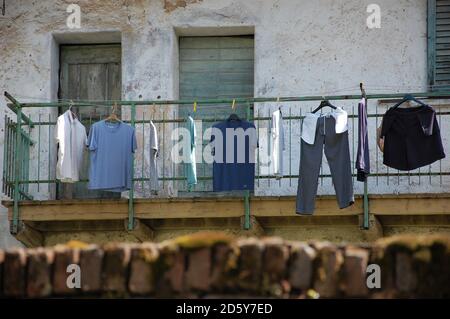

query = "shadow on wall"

[{"left": 0, "top": 206, "right": 23, "bottom": 249}]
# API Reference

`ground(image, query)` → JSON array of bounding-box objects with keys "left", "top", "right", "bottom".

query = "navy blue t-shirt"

[{"left": 210, "top": 119, "right": 258, "bottom": 192}]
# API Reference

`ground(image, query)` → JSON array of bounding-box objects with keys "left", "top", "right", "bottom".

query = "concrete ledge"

[{"left": 4, "top": 193, "right": 450, "bottom": 222}]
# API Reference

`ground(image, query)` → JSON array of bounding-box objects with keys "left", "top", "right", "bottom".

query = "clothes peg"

[
  {"left": 193, "top": 101, "right": 197, "bottom": 113},
  {"left": 231, "top": 99, "right": 236, "bottom": 111}
]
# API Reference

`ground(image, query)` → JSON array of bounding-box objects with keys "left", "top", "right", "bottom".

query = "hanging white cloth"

[
  {"left": 301, "top": 107, "right": 348, "bottom": 145},
  {"left": 55, "top": 110, "right": 87, "bottom": 183},
  {"left": 271, "top": 109, "right": 285, "bottom": 179},
  {"left": 149, "top": 120, "right": 159, "bottom": 194}
]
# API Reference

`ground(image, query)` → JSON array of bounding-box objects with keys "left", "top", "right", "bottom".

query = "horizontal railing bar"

[
  {"left": 9, "top": 171, "right": 450, "bottom": 185},
  {"left": 10, "top": 91, "right": 450, "bottom": 108},
  {"left": 18, "top": 112, "right": 450, "bottom": 127}
]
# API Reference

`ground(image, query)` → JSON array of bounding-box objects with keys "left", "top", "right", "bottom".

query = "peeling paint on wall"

[{"left": 164, "top": 0, "right": 203, "bottom": 13}]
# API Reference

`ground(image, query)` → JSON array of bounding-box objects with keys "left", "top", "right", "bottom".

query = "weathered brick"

[
  {"left": 154, "top": 244, "right": 185, "bottom": 296},
  {"left": 79, "top": 246, "right": 104, "bottom": 293},
  {"left": 210, "top": 243, "right": 238, "bottom": 292},
  {"left": 52, "top": 246, "right": 80, "bottom": 295},
  {"left": 3, "top": 249, "right": 27, "bottom": 297},
  {"left": 313, "top": 245, "right": 344, "bottom": 298},
  {"left": 128, "top": 243, "right": 159, "bottom": 295},
  {"left": 27, "top": 248, "right": 55, "bottom": 298},
  {"left": 369, "top": 243, "right": 395, "bottom": 297},
  {"left": 236, "top": 238, "right": 263, "bottom": 293},
  {"left": 289, "top": 243, "right": 317, "bottom": 291},
  {"left": 185, "top": 247, "right": 211, "bottom": 292},
  {"left": 395, "top": 252, "right": 417, "bottom": 293},
  {"left": 342, "top": 247, "right": 369, "bottom": 297},
  {"left": 0, "top": 233, "right": 447, "bottom": 299},
  {"left": 102, "top": 244, "right": 131, "bottom": 294},
  {"left": 262, "top": 238, "right": 289, "bottom": 296}
]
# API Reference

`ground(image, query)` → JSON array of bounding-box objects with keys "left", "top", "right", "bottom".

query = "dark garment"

[
  {"left": 356, "top": 98, "right": 370, "bottom": 182},
  {"left": 296, "top": 116, "right": 354, "bottom": 215},
  {"left": 381, "top": 105, "right": 445, "bottom": 171},
  {"left": 211, "top": 119, "right": 258, "bottom": 192}
]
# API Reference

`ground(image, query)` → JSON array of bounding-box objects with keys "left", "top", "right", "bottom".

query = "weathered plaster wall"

[{"left": 1, "top": 0, "right": 446, "bottom": 247}]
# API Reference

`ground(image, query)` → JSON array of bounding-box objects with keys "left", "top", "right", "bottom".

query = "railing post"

[
  {"left": 128, "top": 103, "right": 136, "bottom": 231},
  {"left": 243, "top": 101, "right": 252, "bottom": 230},
  {"left": 12, "top": 103, "right": 22, "bottom": 234},
  {"left": 244, "top": 190, "right": 250, "bottom": 230},
  {"left": 362, "top": 179, "right": 370, "bottom": 229}
]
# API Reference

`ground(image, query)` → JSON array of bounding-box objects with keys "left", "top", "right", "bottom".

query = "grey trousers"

[{"left": 296, "top": 116, "right": 354, "bottom": 215}]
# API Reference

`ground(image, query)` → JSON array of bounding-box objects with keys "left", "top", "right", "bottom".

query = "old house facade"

[{"left": 1, "top": 0, "right": 449, "bottom": 247}]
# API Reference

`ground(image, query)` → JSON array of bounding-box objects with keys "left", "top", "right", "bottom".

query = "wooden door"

[{"left": 58, "top": 44, "right": 121, "bottom": 199}]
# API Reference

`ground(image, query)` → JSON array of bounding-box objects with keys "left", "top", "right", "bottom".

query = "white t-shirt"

[
  {"left": 149, "top": 120, "right": 159, "bottom": 193},
  {"left": 55, "top": 110, "right": 87, "bottom": 183}
]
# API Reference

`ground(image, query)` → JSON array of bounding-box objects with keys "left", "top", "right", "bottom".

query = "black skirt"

[{"left": 381, "top": 105, "right": 446, "bottom": 171}]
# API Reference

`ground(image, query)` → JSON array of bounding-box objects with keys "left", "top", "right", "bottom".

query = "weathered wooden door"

[
  {"left": 58, "top": 44, "right": 121, "bottom": 199},
  {"left": 179, "top": 36, "right": 254, "bottom": 192}
]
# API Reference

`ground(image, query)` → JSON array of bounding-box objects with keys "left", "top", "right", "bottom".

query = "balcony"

[{"left": 2, "top": 92, "right": 450, "bottom": 247}]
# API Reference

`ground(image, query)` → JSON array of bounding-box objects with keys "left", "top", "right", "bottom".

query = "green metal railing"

[{"left": 3, "top": 90, "right": 450, "bottom": 234}]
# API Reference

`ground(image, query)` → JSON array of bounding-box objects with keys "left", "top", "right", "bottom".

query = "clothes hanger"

[
  {"left": 392, "top": 94, "right": 427, "bottom": 109},
  {"left": 105, "top": 102, "right": 120, "bottom": 122},
  {"left": 360, "top": 82, "right": 367, "bottom": 100},
  {"left": 312, "top": 100, "right": 337, "bottom": 114},
  {"left": 228, "top": 99, "right": 241, "bottom": 121},
  {"left": 68, "top": 100, "right": 77, "bottom": 119},
  {"left": 277, "top": 97, "right": 282, "bottom": 115}
]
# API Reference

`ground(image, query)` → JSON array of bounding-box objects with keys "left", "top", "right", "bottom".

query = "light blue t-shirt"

[{"left": 87, "top": 120, "right": 137, "bottom": 192}]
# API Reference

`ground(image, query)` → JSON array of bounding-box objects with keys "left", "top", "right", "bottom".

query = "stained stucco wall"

[{"left": 1, "top": 0, "right": 447, "bottom": 247}]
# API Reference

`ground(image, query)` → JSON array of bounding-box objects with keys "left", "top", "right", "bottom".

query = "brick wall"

[{"left": 0, "top": 232, "right": 449, "bottom": 298}]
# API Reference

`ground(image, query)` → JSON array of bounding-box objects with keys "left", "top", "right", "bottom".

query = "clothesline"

[
  {"left": 8, "top": 83, "right": 448, "bottom": 102},
  {"left": 7, "top": 91, "right": 450, "bottom": 110}
]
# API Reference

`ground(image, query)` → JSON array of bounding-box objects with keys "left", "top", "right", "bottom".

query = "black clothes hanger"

[
  {"left": 277, "top": 97, "right": 282, "bottom": 116},
  {"left": 228, "top": 113, "right": 241, "bottom": 121},
  {"left": 312, "top": 100, "right": 337, "bottom": 114},
  {"left": 392, "top": 94, "right": 427, "bottom": 109},
  {"left": 227, "top": 99, "right": 241, "bottom": 121},
  {"left": 360, "top": 83, "right": 367, "bottom": 100}
]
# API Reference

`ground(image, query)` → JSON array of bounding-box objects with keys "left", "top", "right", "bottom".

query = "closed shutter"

[
  {"left": 179, "top": 36, "right": 254, "bottom": 192},
  {"left": 428, "top": 0, "right": 450, "bottom": 90}
]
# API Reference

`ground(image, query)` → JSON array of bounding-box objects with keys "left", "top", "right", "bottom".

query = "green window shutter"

[
  {"left": 179, "top": 36, "right": 254, "bottom": 117},
  {"left": 429, "top": 0, "right": 450, "bottom": 91}
]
